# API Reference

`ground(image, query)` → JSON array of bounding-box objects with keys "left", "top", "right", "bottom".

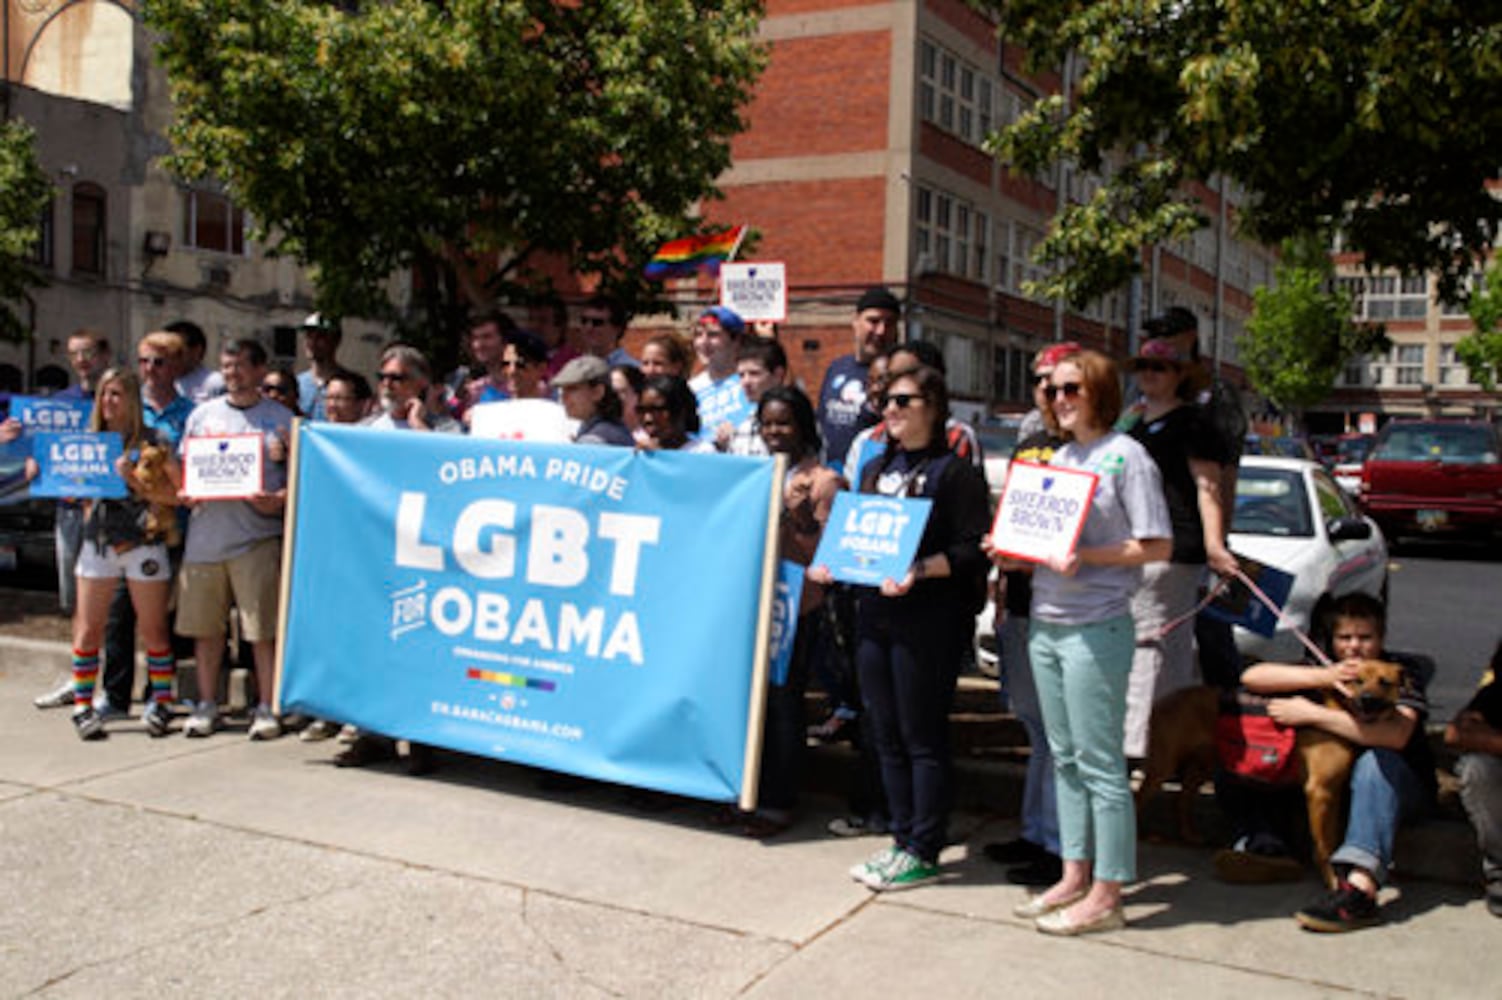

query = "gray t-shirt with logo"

[
  {"left": 1031, "top": 430, "right": 1171, "bottom": 626},
  {"left": 180, "top": 396, "right": 292, "bottom": 564}
]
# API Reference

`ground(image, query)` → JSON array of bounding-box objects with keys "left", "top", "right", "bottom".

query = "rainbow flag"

[{"left": 643, "top": 224, "right": 747, "bottom": 280}]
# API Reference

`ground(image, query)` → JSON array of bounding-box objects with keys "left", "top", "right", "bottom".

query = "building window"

[
  {"left": 71, "top": 183, "right": 106, "bottom": 276},
  {"left": 182, "top": 188, "right": 248, "bottom": 255},
  {"left": 914, "top": 184, "right": 989, "bottom": 281},
  {"left": 919, "top": 38, "right": 995, "bottom": 147},
  {"left": 1361, "top": 274, "right": 1428, "bottom": 320},
  {"left": 30, "top": 199, "right": 54, "bottom": 269},
  {"left": 1012, "top": 223, "right": 1047, "bottom": 298},
  {"left": 1338, "top": 355, "right": 1368, "bottom": 388},
  {"left": 972, "top": 210, "right": 989, "bottom": 282},
  {"left": 1390, "top": 343, "right": 1425, "bottom": 386},
  {"left": 1441, "top": 272, "right": 1485, "bottom": 316},
  {"left": 1438, "top": 343, "right": 1475, "bottom": 387}
]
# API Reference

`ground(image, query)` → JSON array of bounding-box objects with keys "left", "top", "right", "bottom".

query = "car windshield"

[
  {"left": 1232, "top": 467, "right": 1314, "bottom": 538},
  {"left": 1335, "top": 436, "right": 1375, "bottom": 464},
  {"left": 976, "top": 423, "right": 1020, "bottom": 459},
  {"left": 1374, "top": 424, "right": 1498, "bottom": 464}
]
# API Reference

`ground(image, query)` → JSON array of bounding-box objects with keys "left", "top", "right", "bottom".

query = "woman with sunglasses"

[
  {"left": 1117, "top": 339, "right": 1237, "bottom": 762},
  {"left": 259, "top": 365, "right": 305, "bottom": 417},
  {"left": 1007, "top": 349, "right": 1171, "bottom": 935},
  {"left": 822, "top": 365, "right": 990, "bottom": 891},
  {"left": 636, "top": 375, "right": 716, "bottom": 453}
]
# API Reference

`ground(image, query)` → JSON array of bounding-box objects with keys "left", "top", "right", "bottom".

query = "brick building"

[
  {"left": 632, "top": 0, "right": 1279, "bottom": 422},
  {"left": 1309, "top": 260, "right": 1499, "bottom": 434}
]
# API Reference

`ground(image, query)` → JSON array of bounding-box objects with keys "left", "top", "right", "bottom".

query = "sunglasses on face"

[
  {"left": 378, "top": 371, "right": 408, "bottom": 383},
  {"left": 138, "top": 356, "right": 170, "bottom": 369},
  {"left": 1043, "top": 382, "right": 1084, "bottom": 402},
  {"left": 882, "top": 392, "right": 923, "bottom": 410},
  {"left": 261, "top": 382, "right": 292, "bottom": 394},
  {"left": 1135, "top": 360, "right": 1173, "bottom": 374}
]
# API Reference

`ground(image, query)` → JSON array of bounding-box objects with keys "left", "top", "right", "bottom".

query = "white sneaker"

[
  {"left": 183, "top": 701, "right": 220, "bottom": 738},
  {"left": 848, "top": 846, "right": 902, "bottom": 884},
  {"left": 299, "top": 718, "right": 340, "bottom": 743},
  {"left": 33, "top": 678, "right": 75, "bottom": 709},
  {"left": 248, "top": 705, "right": 283, "bottom": 742}
]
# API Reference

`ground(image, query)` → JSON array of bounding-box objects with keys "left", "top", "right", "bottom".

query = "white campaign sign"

[
  {"left": 989, "top": 460, "right": 1097, "bottom": 564},
  {"left": 719, "top": 262, "right": 787, "bottom": 322},
  {"left": 182, "top": 434, "right": 265, "bottom": 500}
]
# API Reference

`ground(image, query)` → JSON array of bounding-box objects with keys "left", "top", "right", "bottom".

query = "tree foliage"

[
  {"left": 978, "top": 2, "right": 1502, "bottom": 309},
  {"left": 1238, "top": 238, "right": 1387, "bottom": 414},
  {"left": 1456, "top": 259, "right": 1502, "bottom": 391},
  {"left": 146, "top": 0, "right": 767, "bottom": 355},
  {"left": 0, "top": 120, "right": 53, "bottom": 343}
]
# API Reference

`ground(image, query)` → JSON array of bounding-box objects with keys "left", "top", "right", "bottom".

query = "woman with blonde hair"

[{"left": 57, "top": 368, "right": 182, "bottom": 739}]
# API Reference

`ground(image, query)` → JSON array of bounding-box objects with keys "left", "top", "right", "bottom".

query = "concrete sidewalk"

[{"left": 1, "top": 637, "right": 1495, "bottom": 999}]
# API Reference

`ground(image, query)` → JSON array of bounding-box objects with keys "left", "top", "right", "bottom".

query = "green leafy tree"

[
  {"left": 1456, "top": 259, "right": 1502, "bottom": 390},
  {"left": 146, "top": 0, "right": 767, "bottom": 362},
  {"left": 979, "top": 2, "right": 1502, "bottom": 308},
  {"left": 1238, "top": 238, "right": 1387, "bottom": 415},
  {"left": 0, "top": 120, "right": 53, "bottom": 343}
]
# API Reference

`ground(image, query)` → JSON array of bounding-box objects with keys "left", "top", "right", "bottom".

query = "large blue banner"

[{"left": 278, "top": 424, "right": 780, "bottom": 803}]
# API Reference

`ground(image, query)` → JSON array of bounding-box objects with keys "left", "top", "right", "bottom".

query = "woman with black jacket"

[{"left": 815, "top": 364, "right": 991, "bottom": 892}]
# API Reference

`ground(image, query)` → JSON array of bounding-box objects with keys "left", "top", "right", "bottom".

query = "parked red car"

[{"left": 1358, "top": 420, "right": 1502, "bottom": 542}]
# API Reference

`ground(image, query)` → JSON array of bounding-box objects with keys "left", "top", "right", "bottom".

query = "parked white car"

[{"left": 1227, "top": 456, "right": 1389, "bottom": 664}]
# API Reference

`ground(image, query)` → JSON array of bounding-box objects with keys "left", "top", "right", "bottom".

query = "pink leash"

[{"left": 1140, "top": 565, "right": 1332, "bottom": 668}]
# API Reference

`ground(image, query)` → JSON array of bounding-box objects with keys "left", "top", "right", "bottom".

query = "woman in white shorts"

[{"left": 61, "top": 369, "right": 182, "bottom": 740}]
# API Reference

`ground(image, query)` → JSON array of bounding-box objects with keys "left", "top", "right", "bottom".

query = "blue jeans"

[
  {"left": 54, "top": 502, "right": 83, "bottom": 615},
  {"left": 1000, "top": 613, "right": 1058, "bottom": 854},
  {"left": 1029, "top": 615, "right": 1137, "bottom": 883},
  {"left": 1330, "top": 747, "right": 1426, "bottom": 886}
]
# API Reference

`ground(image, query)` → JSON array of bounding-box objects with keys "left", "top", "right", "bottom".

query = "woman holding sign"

[
  {"left": 1007, "top": 350, "right": 1170, "bottom": 936},
  {"left": 819, "top": 365, "right": 991, "bottom": 892},
  {"left": 64, "top": 369, "right": 182, "bottom": 740}
]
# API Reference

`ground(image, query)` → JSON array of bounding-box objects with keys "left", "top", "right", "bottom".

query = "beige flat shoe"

[
  {"left": 1012, "top": 889, "right": 1086, "bottom": 920},
  {"left": 1035, "top": 905, "right": 1126, "bottom": 936}
]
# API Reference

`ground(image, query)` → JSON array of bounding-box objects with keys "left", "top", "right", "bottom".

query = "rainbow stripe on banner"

[
  {"left": 643, "top": 224, "right": 747, "bottom": 280},
  {"left": 467, "top": 667, "right": 557, "bottom": 693}
]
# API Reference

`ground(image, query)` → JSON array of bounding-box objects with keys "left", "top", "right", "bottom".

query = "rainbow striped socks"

[{"left": 71, "top": 648, "right": 99, "bottom": 709}]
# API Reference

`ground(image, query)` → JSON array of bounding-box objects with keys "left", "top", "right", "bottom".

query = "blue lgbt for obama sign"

[{"left": 277, "top": 424, "right": 781, "bottom": 804}]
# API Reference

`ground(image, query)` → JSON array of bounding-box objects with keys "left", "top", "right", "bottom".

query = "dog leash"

[
  {"left": 1137, "top": 576, "right": 1229, "bottom": 648},
  {"left": 1228, "top": 565, "right": 1333, "bottom": 666},
  {"left": 1137, "top": 565, "right": 1333, "bottom": 668}
]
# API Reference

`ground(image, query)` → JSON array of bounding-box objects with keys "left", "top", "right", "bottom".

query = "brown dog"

[
  {"left": 1298, "top": 658, "right": 1406, "bottom": 888},
  {"left": 1136, "top": 684, "right": 1220, "bottom": 843},
  {"left": 133, "top": 443, "right": 180, "bottom": 548}
]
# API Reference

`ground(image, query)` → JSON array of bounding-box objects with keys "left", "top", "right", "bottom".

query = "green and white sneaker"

[
  {"left": 848, "top": 845, "right": 902, "bottom": 885},
  {"left": 864, "top": 849, "right": 940, "bottom": 892}
]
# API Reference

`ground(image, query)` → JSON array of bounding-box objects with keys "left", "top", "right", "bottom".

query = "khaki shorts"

[{"left": 176, "top": 537, "right": 282, "bottom": 642}]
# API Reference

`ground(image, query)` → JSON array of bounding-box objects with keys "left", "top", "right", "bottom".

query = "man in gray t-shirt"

[{"left": 176, "top": 339, "right": 293, "bottom": 741}]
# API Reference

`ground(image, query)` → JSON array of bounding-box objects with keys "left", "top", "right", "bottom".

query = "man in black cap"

[
  {"left": 1143, "top": 306, "right": 1248, "bottom": 689},
  {"left": 817, "top": 286, "right": 901, "bottom": 470}
]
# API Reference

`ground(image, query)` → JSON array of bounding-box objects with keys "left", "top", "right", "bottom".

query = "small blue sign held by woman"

[{"left": 811, "top": 492, "right": 932, "bottom": 587}]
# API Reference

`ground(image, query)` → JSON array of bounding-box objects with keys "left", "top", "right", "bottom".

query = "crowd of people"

[{"left": 4, "top": 289, "right": 1500, "bottom": 938}]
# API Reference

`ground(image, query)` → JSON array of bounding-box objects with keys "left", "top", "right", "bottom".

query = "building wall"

[
  {"left": 657, "top": 0, "right": 1282, "bottom": 417},
  {"left": 2, "top": 4, "right": 396, "bottom": 392},
  {"left": 1313, "top": 260, "right": 1497, "bottom": 432}
]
